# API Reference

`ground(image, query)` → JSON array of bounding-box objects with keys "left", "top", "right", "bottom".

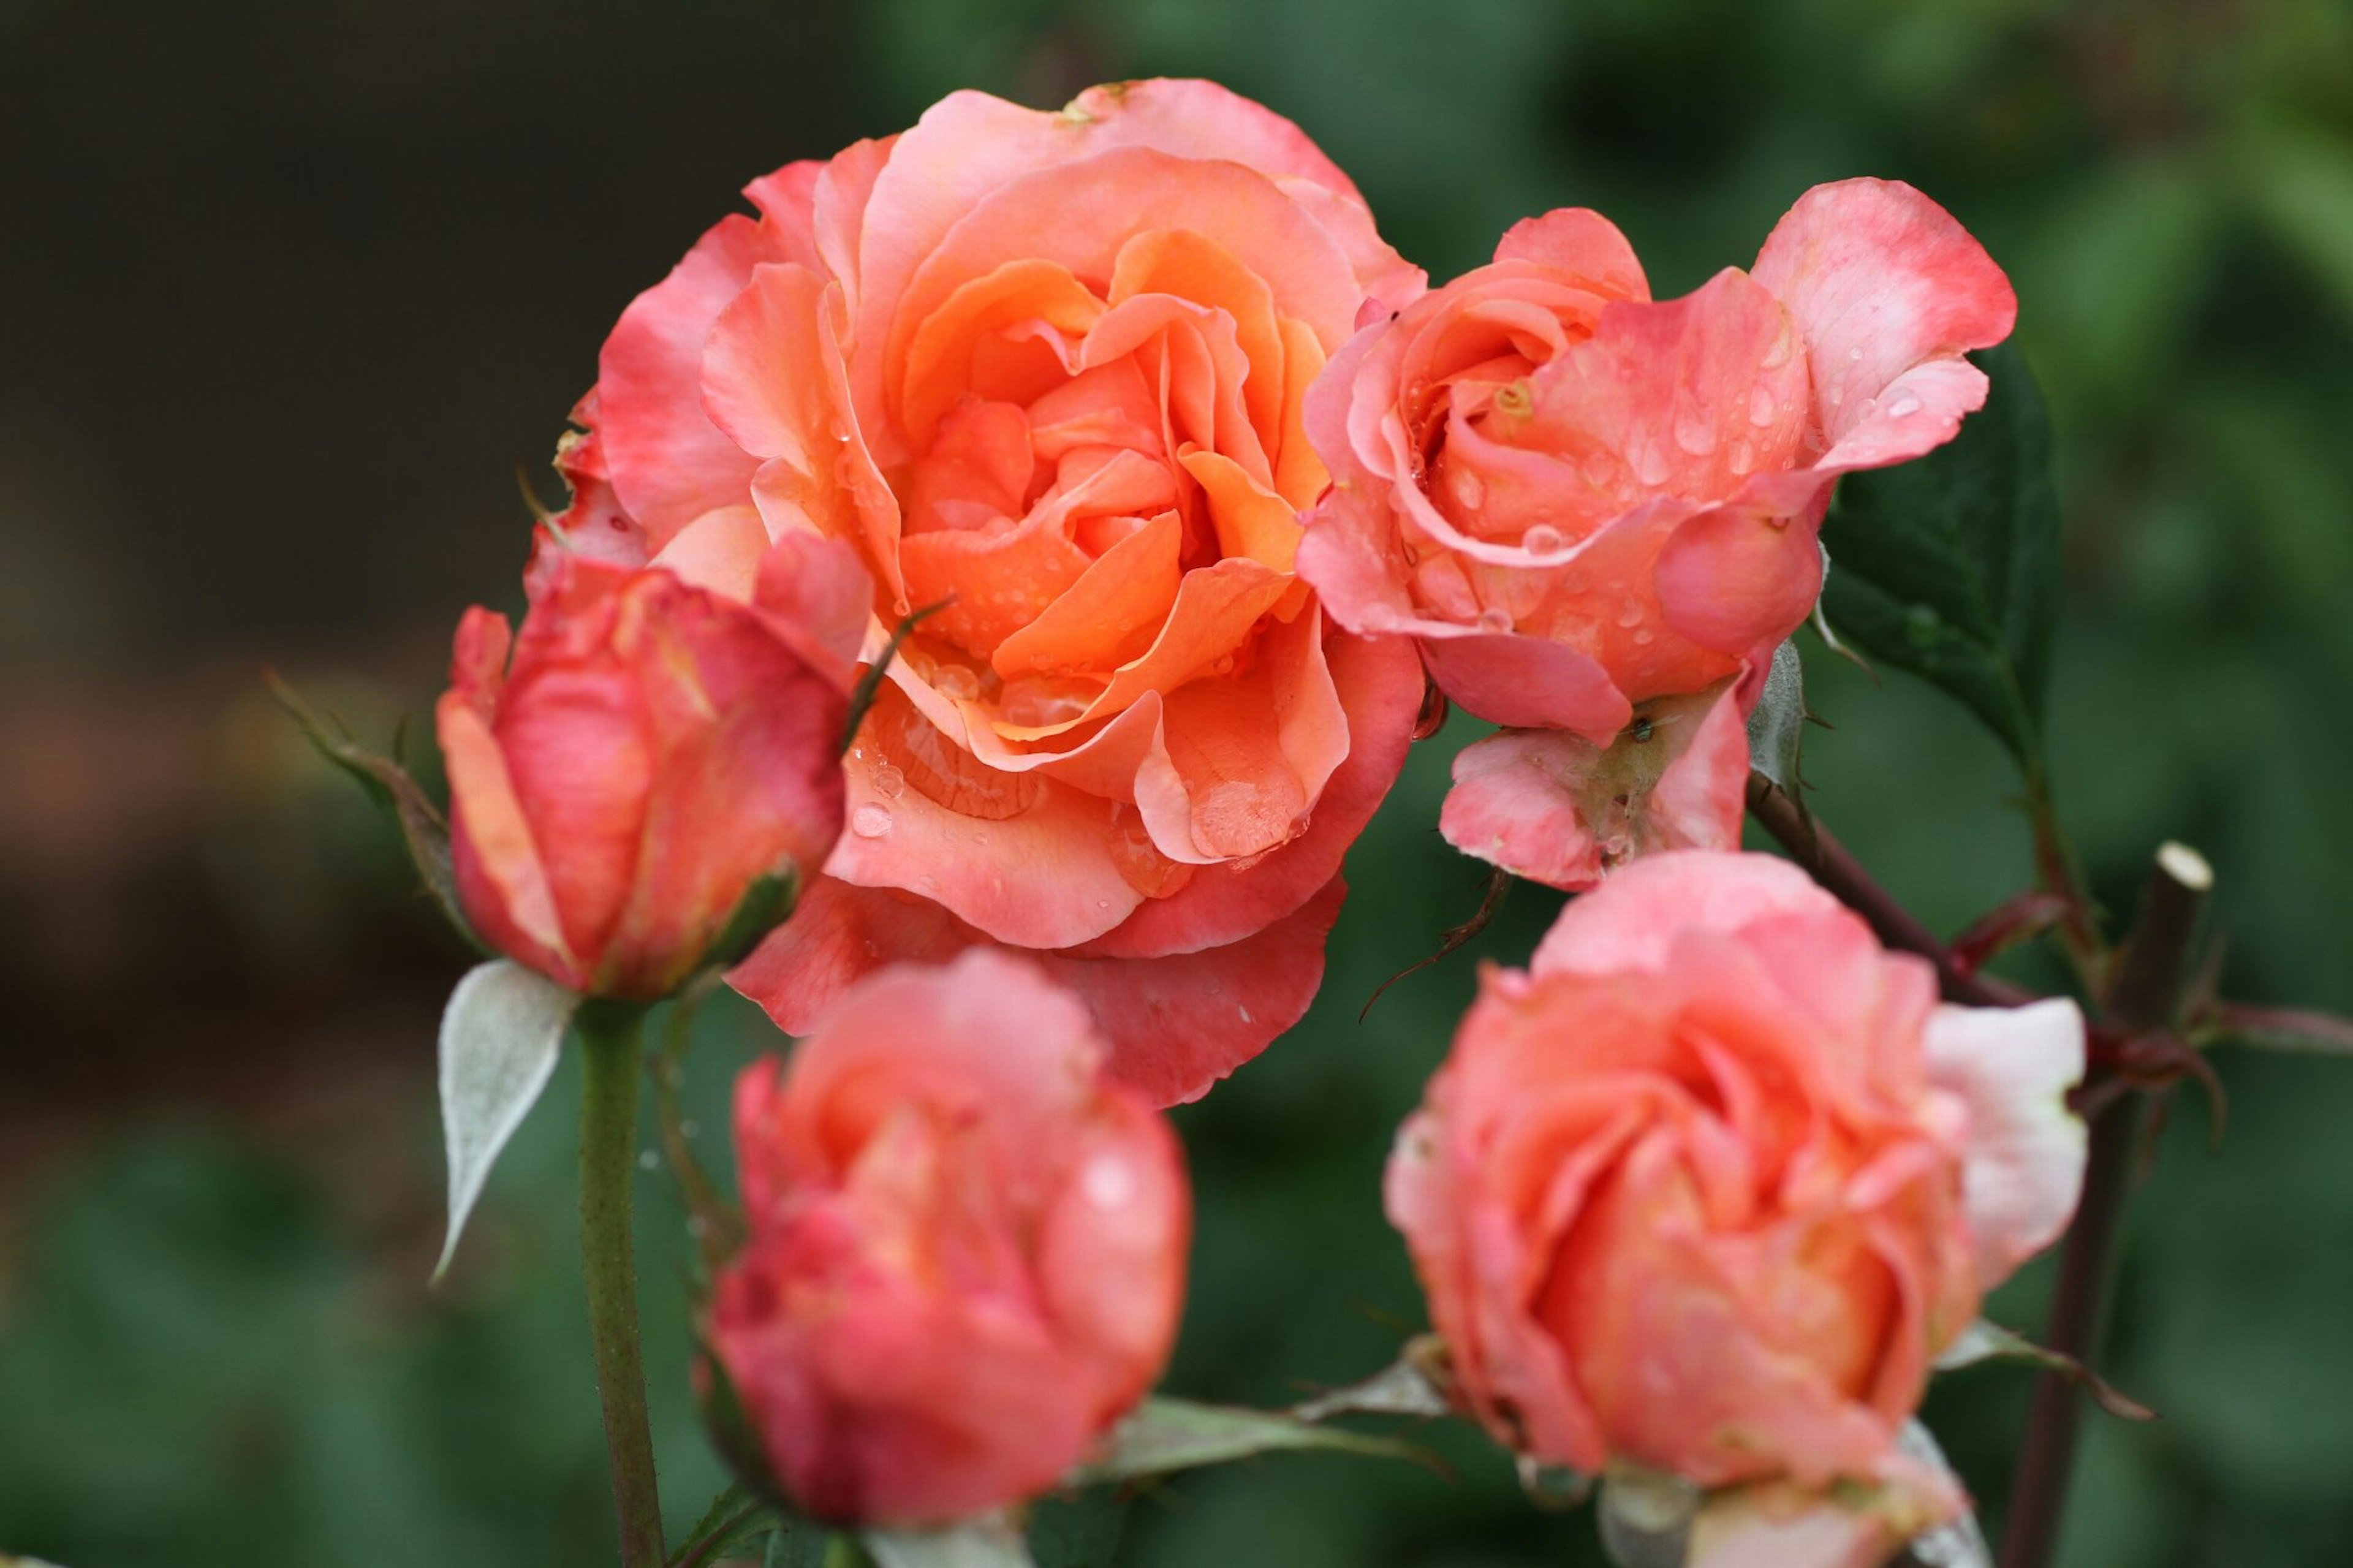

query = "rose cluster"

[{"left": 423, "top": 77, "right": 2083, "bottom": 1564}]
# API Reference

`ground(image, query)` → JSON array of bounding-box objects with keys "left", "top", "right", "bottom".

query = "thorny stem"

[
  {"left": 577, "top": 1001, "right": 667, "bottom": 1568},
  {"left": 1999, "top": 843, "right": 2211, "bottom": 1568}
]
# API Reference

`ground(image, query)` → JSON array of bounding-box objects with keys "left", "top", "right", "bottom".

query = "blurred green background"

[{"left": 4, "top": 0, "right": 2351, "bottom": 1563}]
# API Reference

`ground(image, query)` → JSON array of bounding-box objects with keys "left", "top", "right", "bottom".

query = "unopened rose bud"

[{"left": 435, "top": 547, "right": 852, "bottom": 999}]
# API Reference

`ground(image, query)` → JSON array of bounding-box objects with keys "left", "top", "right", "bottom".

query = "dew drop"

[
  {"left": 1238, "top": 1004, "right": 1254, "bottom": 1024},
  {"left": 1633, "top": 627, "right": 1654, "bottom": 645},
  {"left": 1616, "top": 603, "right": 1644, "bottom": 629},
  {"left": 1523, "top": 523, "right": 1565, "bottom": 556},
  {"left": 1849, "top": 345, "right": 1865, "bottom": 361},
  {"left": 1672, "top": 401, "right": 1717, "bottom": 456},
  {"left": 1885, "top": 392, "right": 1922, "bottom": 419},
  {"left": 1452, "top": 467, "right": 1486, "bottom": 509},
  {"left": 637, "top": 1150, "right": 659, "bottom": 1171},
  {"left": 1478, "top": 606, "right": 1514, "bottom": 633},
  {"left": 1727, "top": 438, "right": 1755, "bottom": 475},
  {"left": 1748, "top": 385, "right": 1778, "bottom": 428},
  {"left": 1631, "top": 444, "right": 1672, "bottom": 488},
  {"left": 851, "top": 803, "right": 893, "bottom": 838},
  {"left": 1362, "top": 604, "right": 1404, "bottom": 632},
  {"left": 870, "top": 763, "right": 906, "bottom": 801}
]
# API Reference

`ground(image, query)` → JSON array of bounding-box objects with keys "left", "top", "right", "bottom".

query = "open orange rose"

[{"left": 536, "top": 79, "right": 1427, "bottom": 1104}]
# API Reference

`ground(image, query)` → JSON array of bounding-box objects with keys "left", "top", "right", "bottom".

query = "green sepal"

[{"left": 267, "top": 668, "right": 483, "bottom": 951}]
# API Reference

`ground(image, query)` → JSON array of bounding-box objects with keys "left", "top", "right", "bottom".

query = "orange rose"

[{"left": 537, "top": 80, "right": 1427, "bottom": 1103}]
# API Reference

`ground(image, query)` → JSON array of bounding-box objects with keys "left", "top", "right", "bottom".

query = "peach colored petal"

[
  {"left": 1751, "top": 178, "right": 2016, "bottom": 448},
  {"left": 1071, "top": 627, "right": 1417, "bottom": 959},
  {"left": 811, "top": 134, "right": 896, "bottom": 297},
  {"left": 827, "top": 690, "right": 1143, "bottom": 949},
  {"left": 752, "top": 529, "right": 876, "bottom": 694},
  {"left": 1271, "top": 316, "right": 1331, "bottom": 510},
  {"left": 1491, "top": 207, "right": 1650, "bottom": 298},
  {"left": 437, "top": 687, "right": 574, "bottom": 981},
  {"left": 596, "top": 211, "right": 786, "bottom": 550},
  {"left": 1533, "top": 849, "right": 1834, "bottom": 978},
  {"left": 1180, "top": 449, "right": 1302, "bottom": 572},
  {"left": 740, "top": 159, "right": 827, "bottom": 271},
  {"left": 890, "top": 148, "right": 1366, "bottom": 401},
  {"left": 899, "top": 507, "right": 1093, "bottom": 661},
  {"left": 850, "top": 80, "right": 1387, "bottom": 453},
  {"left": 1419, "top": 632, "right": 1632, "bottom": 742},
  {"left": 991, "top": 508, "right": 1181, "bottom": 681},
  {"left": 1081, "top": 557, "right": 1295, "bottom": 722},
  {"left": 1112, "top": 227, "right": 1286, "bottom": 444},
  {"left": 649, "top": 504, "right": 771, "bottom": 602},
  {"left": 732, "top": 873, "right": 1351, "bottom": 1107},
  {"left": 1146, "top": 668, "right": 1311, "bottom": 861},
  {"left": 1507, "top": 268, "right": 1811, "bottom": 515},
  {"left": 1440, "top": 678, "right": 1760, "bottom": 885},
  {"left": 707, "top": 265, "right": 907, "bottom": 606},
  {"left": 900, "top": 260, "right": 1107, "bottom": 450},
  {"left": 1653, "top": 502, "right": 1828, "bottom": 657}
]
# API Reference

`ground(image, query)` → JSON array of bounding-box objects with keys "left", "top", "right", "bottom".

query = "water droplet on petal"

[
  {"left": 1849, "top": 345, "right": 1865, "bottom": 361},
  {"left": 1633, "top": 627, "right": 1654, "bottom": 645},
  {"left": 851, "top": 803, "right": 893, "bottom": 838},
  {"left": 1452, "top": 467, "right": 1486, "bottom": 509},
  {"left": 1632, "top": 445, "right": 1671, "bottom": 488},
  {"left": 870, "top": 763, "right": 905, "bottom": 801},
  {"left": 1885, "top": 392, "right": 1922, "bottom": 419},
  {"left": 1524, "top": 523, "right": 1564, "bottom": 556},
  {"left": 1727, "top": 439, "right": 1755, "bottom": 475},
  {"left": 1362, "top": 604, "right": 1404, "bottom": 633},
  {"left": 1478, "top": 606, "right": 1514, "bottom": 633},
  {"left": 1748, "top": 385, "right": 1778, "bottom": 428},
  {"left": 1616, "top": 604, "right": 1644, "bottom": 629}
]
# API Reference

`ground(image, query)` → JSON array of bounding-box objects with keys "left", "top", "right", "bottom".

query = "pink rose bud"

[
  {"left": 1387, "top": 851, "right": 2085, "bottom": 1529},
  {"left": 710, "top": 950, "right": 1190, "bottom": 1524},
  {"left": 1300, "top": 183, "right": 2016, "bottom": 888},
  {"left": 435, "top": 547, "right": 852, "bottom": 998}
]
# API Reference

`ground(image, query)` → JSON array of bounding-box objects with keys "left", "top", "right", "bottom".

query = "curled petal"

[{"left": 1922, "top": 998, "right": 2089, "bottom": 1290}]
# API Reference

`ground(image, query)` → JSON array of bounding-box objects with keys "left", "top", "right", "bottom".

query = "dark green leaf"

[
  {"left": 267, "top": 669, "right": 482, "bottom": 948},
  {"left": 1743, "top": 638, "right": 1808, "bottom": 802},
  {"left": 1071, "top": 1396, "right": 1433, "bottom": 1486},
  {"left": 1819, "top": 344, "right": 2061, "bottom": 768}
]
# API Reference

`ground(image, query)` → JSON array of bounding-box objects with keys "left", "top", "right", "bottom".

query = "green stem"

[
  {"left": 577, "top": 1001, "right": 666, "bottom": 1568},
  {"left": 2023, "top": 760, "right": 2107, "bottom": 991}
]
